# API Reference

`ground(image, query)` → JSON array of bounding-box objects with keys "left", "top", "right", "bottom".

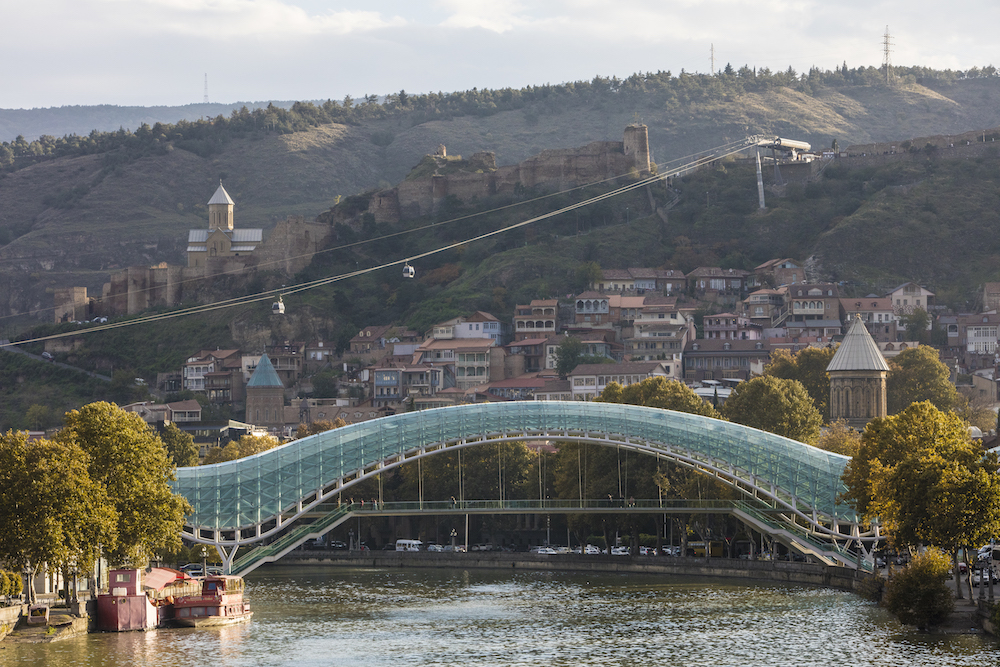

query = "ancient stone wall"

[{"left": 252, "top": 216, "right": 333, "bottom": 275}]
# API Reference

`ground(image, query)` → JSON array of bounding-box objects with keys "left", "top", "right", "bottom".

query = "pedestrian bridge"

[{"left": 171, "top": 402, "right": 873, "bottom": 573}]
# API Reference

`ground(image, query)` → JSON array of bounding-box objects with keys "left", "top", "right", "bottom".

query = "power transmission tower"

[
  {"left": 710, "top": 44, "right": 715, "bottom": 75},
  {"left": 881, "top": 26, "right": 894, "bottom": 85},
  {"left": 204, "top": 73, "right": 209, "bottom": 103}
]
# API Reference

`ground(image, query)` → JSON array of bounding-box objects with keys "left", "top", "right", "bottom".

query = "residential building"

[
  {"left": 589, "top": 268, "right": 687, "bottom": 294},
  {"left": 839, "top": 297, "right": 898, "bottom": 342},
  {"left": 414, "top": 337, "right": 504, "bottom": 390},
  {"left": 532, "top": 377, "right": 574, "bottom": 401},
  {"left": 265, "top": 340, "right": 305, "bottom": 386},
  {"left": 567, "top": 361, "right": 673, "bottom": 401},
  {"left": 625, "top": 324, "right": 688, "bottom": 380},
  {"left": 751, "top": 258, "right": 804, "bottom": 288},
  {"left": 886, "top": 282, "right": 935, "bottom": 316},
  {"left": 702, "top": 313, "right": 762, "bottom": 340},
  {"left": 204, "top": 369, "right": 245, "bottom": 404},
  {"left": 544, "top": 333, "right": 619, "bottom": 370},
  {"left": 687, "top": 267, "right": 750, "bottom": 299},
  {"left": 182, "top": 349, "right": 242, "bottom": 392},
  {"left": 984, "top": 282, "right": 1000, "bottom": 313},
  {"left": 304, "top": 340, "right": 337, "bottom": 372},
  {"left": 122, "top": 400, "right": 202, "bottom": 425},
  {"left": 740, "top": 289, "right": 788, "bottom": 328},
  {"left": 505, "top": 338, "right": 548, "bottom": 374},
  {"left": 369, "top": 362, "right": 445, "bottom": 408},
  {"left": 683, "top": 340, "right": 771, "bottom": 382},
  {"left": 513, "top": 300, "right": 559, "bottom": 341}
]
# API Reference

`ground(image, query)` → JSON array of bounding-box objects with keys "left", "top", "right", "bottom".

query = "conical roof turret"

[
  {"left": 208, "top": 181, "right": 235, "bottom": 206},
  {"left": 826, "top": 316, "right": 890, "bottom": 373},
  {"left": 247, "top": 353, "right": 283, "bottom": 388}
]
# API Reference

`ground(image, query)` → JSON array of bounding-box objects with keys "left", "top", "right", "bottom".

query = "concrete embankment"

[{"left": 271, "top": 551, "right": 864, "bottom": 593}]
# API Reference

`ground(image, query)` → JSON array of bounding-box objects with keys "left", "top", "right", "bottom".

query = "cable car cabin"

[
  {"left": 403, "top": 264, "right": 415, "bottom": 279},
  {"left": 272, "top": 297, "right": 285, "bottom": 315}
]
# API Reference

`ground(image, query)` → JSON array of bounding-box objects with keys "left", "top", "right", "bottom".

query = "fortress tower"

[{"left": 623, "top": 124, "right": 651, "bottom": 174}]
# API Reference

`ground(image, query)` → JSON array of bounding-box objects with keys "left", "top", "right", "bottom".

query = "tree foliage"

[
  {"left": 842, "top": 402, "right": 1000, "bottom": 554},
  {"left": 882, "top": 548, "right": 954, "bottom": 631},
  {"left": 162, "top": 422, "right": 199, "bottom": 467},
  {"left": 0, "top": 430, "right": 116, "bottom": 600},
  {"left": 721, "top": 376, "right": 822, "bottom": 443},
  {"left": 764, "top": 346, "right": 836, "bottom": 420},
  {"left": 296, "top": 418, "right": 347, "bottom": 439},
  {"left": 595, "top": 377, "right": 721, "bottom": 419},
  {"left": 814, "top": 419, "right": 862, "bottom": 457},
  {"left": 203, "top": 433, "right": 281, "bottom": 464},
  {"left": 57, "top": 402, "right": 191, "bottom": 566},
  {"left": 886, "top": 345, "right": 960, "bottom": 415}
]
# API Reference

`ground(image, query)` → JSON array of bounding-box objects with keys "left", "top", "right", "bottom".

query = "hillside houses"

[{"left": 142, "top": 259, "right": 978, "bottom": 444}]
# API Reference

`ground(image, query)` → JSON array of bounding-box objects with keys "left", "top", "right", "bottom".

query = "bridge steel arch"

[{"left": 172, "top": 402, "right": 870, "bottom": 570}]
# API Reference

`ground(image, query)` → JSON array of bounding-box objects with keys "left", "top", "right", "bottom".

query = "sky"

[{"left": 2, "top": 0, "right": 997, "bottom": 109}]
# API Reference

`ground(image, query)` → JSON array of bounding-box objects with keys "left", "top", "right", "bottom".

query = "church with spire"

[
  {"left": 826, "top": 315, "right": 890, "bottom": 429},
  {"left": 186, "top": 182, "right": 263, "bottom": 270}
]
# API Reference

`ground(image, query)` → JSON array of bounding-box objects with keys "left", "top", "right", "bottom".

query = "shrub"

[{"left": 882, "top": 548, "right": 954, "bottom": 631}]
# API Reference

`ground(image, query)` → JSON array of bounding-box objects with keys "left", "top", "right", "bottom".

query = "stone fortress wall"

[{"left": 369, "top": 124, "right": 651, "bottom": 224}]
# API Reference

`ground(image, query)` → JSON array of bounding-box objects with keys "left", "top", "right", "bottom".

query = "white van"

[{"left": 395, "top": 539, "right": 423, "bottom": 552}]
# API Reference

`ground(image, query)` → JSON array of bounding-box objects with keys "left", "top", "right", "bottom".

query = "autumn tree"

[
  {"left": 721, "top": 376, "right": 822, "bottom": 444},
  {"left": 57, "top": 402, "right": 192, "bottom": 566},
  {"left": 814, "top": 419, "right": 862, "bottom": 456},
  {"left": 841, "top": 401, "right": 1000, "bottom": 599},
  {"left": 764, "top": 346, "right": 837, "bottom": 420},
  {"left": 886, "top": 345, "right": 960, "bottom": 415},
  {"left": 203, "top": 433, "right": 281, "bottom": 464},
  {"left": 162, "top": 422, "right": 199, "bottom": 467},
  {"left": 296, "top": 417, "right": 348, "bottom": 439},
  {"left": 0, "top": 431, "right": 116, "bottom": 602}
]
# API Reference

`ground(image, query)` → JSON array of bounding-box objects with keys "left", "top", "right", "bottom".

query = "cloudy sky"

[{"left": 3, "top": 0, "right": 995, "bottom": 109}]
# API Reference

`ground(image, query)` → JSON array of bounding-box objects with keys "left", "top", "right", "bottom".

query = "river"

[{"left": 3, "top": 566, "right": 995, "bottom": 666}]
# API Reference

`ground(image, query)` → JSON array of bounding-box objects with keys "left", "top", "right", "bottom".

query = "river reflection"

[{"left": 4, "top": 566, "right": 996, "bottom": 666}]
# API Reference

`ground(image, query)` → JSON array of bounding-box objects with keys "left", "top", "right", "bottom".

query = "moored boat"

[
  {"left": 173, "top": 574, "right": 252, "bottom": 627},
  {"left": 97, "top": 568, "right": 201, "bottom": 632}
]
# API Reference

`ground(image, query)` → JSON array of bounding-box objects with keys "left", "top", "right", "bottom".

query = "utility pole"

[{"left": 882, "top": 26, "right": 894, "bottom": 86}]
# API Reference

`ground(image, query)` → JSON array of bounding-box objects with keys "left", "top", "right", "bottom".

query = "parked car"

[
  {"left": 611, "top": 546, "right": 630, "bottom": 556},
  {"left": 973, "top": 569, "right": 998, "bottom": 587},
  {"left": 584, "top": 544, "right": 601, "bottom": 555},
  {"left": 426, "top": 543, "right": 444, "bottom": 552},
  {"left": 41, "top": 352, "right": 54, "bottom": 361}
]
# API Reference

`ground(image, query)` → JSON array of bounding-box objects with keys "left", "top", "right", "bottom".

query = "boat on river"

[
  {"left": 173, "top": 574, "right": 252, "bottom": 627},
  {"left": 97, "top": 568, "right": 202, "bottom": 632}
]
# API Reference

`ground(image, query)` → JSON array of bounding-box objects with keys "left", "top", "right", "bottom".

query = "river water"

[{"left": 4, "top": 566, "right": 995, "bottom": 666}]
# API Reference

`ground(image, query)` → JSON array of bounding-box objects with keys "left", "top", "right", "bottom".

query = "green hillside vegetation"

[{"left": 4, "top": 63, "right": 1000, "bottom": 325}]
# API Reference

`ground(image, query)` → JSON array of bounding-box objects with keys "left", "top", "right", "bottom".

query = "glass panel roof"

[{"left": 173, "top": 401, "right": 853, "bottom": 530}]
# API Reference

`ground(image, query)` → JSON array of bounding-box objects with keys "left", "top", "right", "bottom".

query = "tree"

[
  {"left": 886, "top": 345, "right": 960, "bottom": 414},
  {"left": 764, "top": 346, "right": 836, "bottom": 420},
  {"left": 814, "top": 419, "right": 862, "bottom": 456},
  {"left": 24, "top": 404, "right": 51, "bottom": 431},
  {"left": 595, "top": 377, "right": 721, "bottom": 419},
  {"left": 901, "top": 307, "right": 931, "bottom": 342},
  {"left": 0, "top": 431, "right": 116, "bottom": 602},
  {"left": 296, "top": 418, "right": 347, "bottom": 439},
  {"left": 203, "top": 433, "right": 281, "bottom": 464},
  {"left": 555, "top": 337, "right": 585, "bottom": 378},
  {"left": 841, "top": 402, "right": 1000, "bottom": 598},
  {"left": 721, "top": 376, "right": 822, "bottom": 443},
  {"left": 57, "top": 402, "right": 192, "bottom": 566},
  {"left": 575, "top": 261, "right": 603, "bottom": 290},
  {"left": 882, "top": 548, "right": 954, "bottom": 631},
  {"left": 162, "top": 423, "right": 199, "bottom": 467}
]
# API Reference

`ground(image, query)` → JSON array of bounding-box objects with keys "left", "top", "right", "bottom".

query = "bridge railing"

[{"left": 306, "top": 498, "right": 793, "bottom": 514}]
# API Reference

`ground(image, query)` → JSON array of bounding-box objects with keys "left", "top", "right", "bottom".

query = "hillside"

[{"left": 3, "top": 71, "right": 1000, "bottom": 329}]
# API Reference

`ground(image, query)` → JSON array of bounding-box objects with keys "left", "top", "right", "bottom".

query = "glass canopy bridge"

[{"left": 172, "top": 402, "right": 875, "bottom": 575}]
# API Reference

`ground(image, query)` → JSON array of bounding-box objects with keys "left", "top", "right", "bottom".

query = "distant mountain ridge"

[{"left": 0, "top": 101, "right": 312, "bottom": 142}]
